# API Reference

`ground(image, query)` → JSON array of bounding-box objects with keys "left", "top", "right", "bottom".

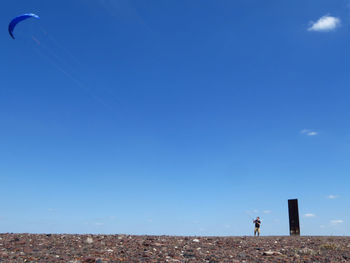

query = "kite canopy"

[{"left": 8, "top": 13, "right": 40, "bottom": 39}]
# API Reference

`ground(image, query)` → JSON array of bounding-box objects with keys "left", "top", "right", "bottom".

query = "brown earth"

[{"left": 0, "top": 234, "right": 349, "bottom": 262}]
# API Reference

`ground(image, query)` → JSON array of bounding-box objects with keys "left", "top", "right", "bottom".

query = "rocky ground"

[{"left": 0, "top": 234, "right": 349, "bottom": 262}]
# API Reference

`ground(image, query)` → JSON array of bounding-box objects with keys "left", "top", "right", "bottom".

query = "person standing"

[{"left": 253, "top": 217, "right": 261, "bottom": 236}]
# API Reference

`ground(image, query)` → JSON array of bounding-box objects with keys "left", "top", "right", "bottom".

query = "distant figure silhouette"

[{"left": 253, "top": 217, "right": 261, "bottom": 236}]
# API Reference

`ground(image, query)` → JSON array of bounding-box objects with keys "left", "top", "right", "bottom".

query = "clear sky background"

[{"left": 1, "top": 0, "right": 350, "bottom": 236}]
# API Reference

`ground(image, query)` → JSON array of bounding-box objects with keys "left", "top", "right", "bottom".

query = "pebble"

[
  {"left": 263, "top": 250, "right": 282, "bottom": 256},
  {"left": 0, "top": 234, "right": 348, "bottom": 262}
]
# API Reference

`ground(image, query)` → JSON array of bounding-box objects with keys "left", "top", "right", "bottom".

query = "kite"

[{"left": 8, "top": 13, "right": 40, "bottom": 39}]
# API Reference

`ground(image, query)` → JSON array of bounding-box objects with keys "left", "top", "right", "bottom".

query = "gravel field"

[{"left": 0, "top": 234, "right": 349, "bottom": 262}]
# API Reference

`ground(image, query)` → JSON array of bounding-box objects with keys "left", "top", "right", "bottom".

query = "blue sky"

[{"left": 1, "top": 0, "right": 350, "bottom": 236}]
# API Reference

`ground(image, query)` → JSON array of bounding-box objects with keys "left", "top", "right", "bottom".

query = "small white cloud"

[
  {"left": 95, "top": 222, "right": 104, "bottom": 226},
  {"left": 330, "top": 219, "right": 343, "bottom": 225},
  {"left": 327, "top": 195, "right": 338, "bottom": 199},
  {"left": 304, "top": 213, "right": 316, "bottom": 218},
  {"left": 263, "top": 210, "right": 272, "bottom": 214},
  {"left": 308, "top": 15, "right": 341, "bottom": 32},
  {"left": 245, "top": 210, "right": 259, "bottom": 216},
  {"left": 301, "top": 129, "right": 318, "bottom": 136}
]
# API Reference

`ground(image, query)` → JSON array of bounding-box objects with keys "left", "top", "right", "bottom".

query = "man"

[{"left": 253, "top": 217, "right": 261, "bottom": 236}]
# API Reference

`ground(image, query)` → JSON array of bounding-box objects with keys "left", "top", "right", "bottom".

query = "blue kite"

[{"left": 8, "top": 13, "right": 40, "bottom": 39}]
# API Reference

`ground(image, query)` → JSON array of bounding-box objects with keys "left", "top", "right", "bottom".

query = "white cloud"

[
  {"left": 245, "top": 210, "right": 259, "bottom": 216},
  {"left": 301, "top": 129, "right": 318, "bottom": 136},
  {"left": 308, "top": 15, "right": 341, "bottom": 32},
  {"left": 327, "top": 194, "right": 339, "bottom": 199},
  {"left": 330, "top": 219, "right": 343, "bottom": 225},
  {"left": 304, "top": 213, "right": 316, "bottom": 218},
  {"left": 263, "top": 210, "right": 272, "bottom": 214}
]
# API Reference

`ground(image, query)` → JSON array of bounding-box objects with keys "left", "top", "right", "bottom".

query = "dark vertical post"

[{"left": 288, "top": 199, "right": 300, "bottom": 236}]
